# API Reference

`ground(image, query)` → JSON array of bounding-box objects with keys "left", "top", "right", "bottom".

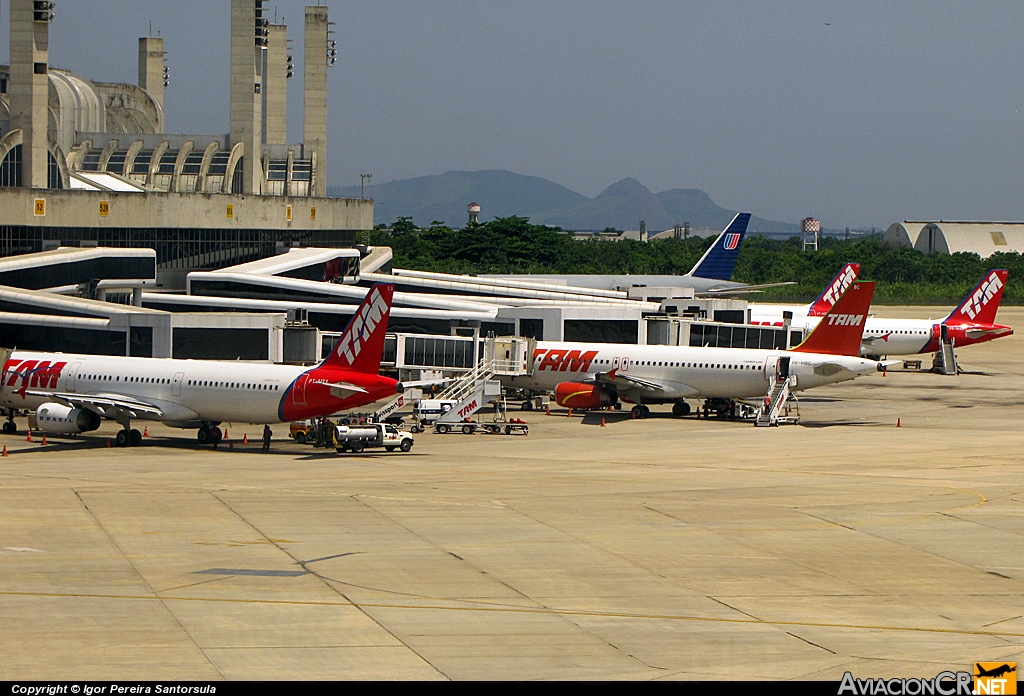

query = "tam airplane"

[
  {"left": 749, "top": 263, "right": 861, "bottom": 321},
  {"left": 751, "top": 268, "right": 1013, "bottom": 357},
  {"left": 503, "top": 280, "right": 884, "bottom": 419},
  {"left": 0, "top": 284, "right": 401, "bottom": 447}
]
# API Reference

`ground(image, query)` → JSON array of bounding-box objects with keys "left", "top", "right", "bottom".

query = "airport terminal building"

[{"left": 0, "top": 0, "right": 370, "bottom": 289}]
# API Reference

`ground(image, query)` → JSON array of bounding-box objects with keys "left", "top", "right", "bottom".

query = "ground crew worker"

[{"left": 262, "top": 424, "right": 272, "bottom": 452}]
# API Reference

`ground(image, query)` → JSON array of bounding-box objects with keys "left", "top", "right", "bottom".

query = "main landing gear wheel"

[
  {"left": 197, "top": 425, "right": 223, "bottom": 446},
  {"left": 672, "top": 401, "right": 691, "bottom": 417},
  {"left": 131, "top": 429, "right": 142, "bottom": 446},
  {"left": 2, "top": 421, "right": 15, "bottom": 434},
  {"left": 631, "top": 405, "right": 650, "bottom": 419}
]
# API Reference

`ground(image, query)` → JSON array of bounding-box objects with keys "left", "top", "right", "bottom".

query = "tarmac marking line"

[{"left": 4, "top": 590, "right": 1024, "bottom": 639}]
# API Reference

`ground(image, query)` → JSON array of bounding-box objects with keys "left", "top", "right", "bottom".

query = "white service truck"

[{"left": 334, "top": 423, "right": 414, "bottom": 453}]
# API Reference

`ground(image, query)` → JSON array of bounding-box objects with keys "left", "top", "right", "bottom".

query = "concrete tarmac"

[{"left": 1, "top": 307, "right": 1023, "bottom": 681}]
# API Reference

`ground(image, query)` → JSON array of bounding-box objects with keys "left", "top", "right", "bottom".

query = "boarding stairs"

[
  {"left": 755, "top": 375, "right": 798, "bottom": 426},
  {"left": 933, "top": 336, "right": 959, "bottom": 375},
  {"left": 433, "top": 336, "right": 534, "bottom": 425}
]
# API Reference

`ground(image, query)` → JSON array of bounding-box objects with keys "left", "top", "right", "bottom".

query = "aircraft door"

[
  {"left": 66, "top": 363, "right": 81, "bottom": 392},
  {"left": 763, "top": 355, "right": 779, "bottom": 381},
  {"left": 777, "top": 357, "right": 790, "bottom": 379},
  {"left": 172, "top": 372, "right": 184, "bottom": 397},
  {"left": 293, "top": 373, "right": 308, "bottom": 405}
]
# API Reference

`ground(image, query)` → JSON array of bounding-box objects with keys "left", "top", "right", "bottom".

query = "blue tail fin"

[{"left": 688, "top": 212, "right": 751, "bottom": 280}]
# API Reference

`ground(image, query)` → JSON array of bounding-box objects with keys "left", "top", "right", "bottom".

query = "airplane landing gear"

[
  {"left": 631, "top": 405, "right": 650, "bottom": 419},
  {"left": 2, "top": 409, "right": 16, "bottom": 434},
  {"left": 115, "top": 428, "right": 142, "bottom": 447},
  {"left": 672, "top": 401, "right": 691, "bottom": 417},
  {"left": 197, "top": 424, "right": 223, "bottom": 446}
]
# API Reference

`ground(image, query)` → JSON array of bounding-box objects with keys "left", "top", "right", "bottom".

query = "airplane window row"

[
  {"left": 81, "top": 374, "right": 171, "bottom": 384},
  {"left": 593, "top": 359, "right": 758, "bottom": 370},
  {"left": 73, "top": 374, "right": 280, "bottom": 391},
  {"left": 186, "top": 380, "right": 279, "bottom": 391}
]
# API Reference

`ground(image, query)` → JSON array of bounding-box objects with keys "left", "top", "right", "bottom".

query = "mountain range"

[{"left": 328, "top": 170, "right": 802, "bottom": 235}]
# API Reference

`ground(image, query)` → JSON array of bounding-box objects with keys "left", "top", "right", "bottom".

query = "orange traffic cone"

[
  {"left": 631, "top": 409, "right": 637, "bottom": 420},
  {"left": 224, "top": 429, "right": 229, "bottom": 440},
  {"left": 546, "top": 405, "right": 550, "bottom": 416},
  {"left": 143, "top": 427, "right": 149, "bottom": 437},
  {"left": 106, "top": 438, "right": 111, "bottom": 447},
  {"left": 897, "top": 418, "right": 901, "bottom": 427},
  {"left": 2, "top": 445, "right": 7, "bottom": 457},
  {"left": 600, "top": 417, "right": 606, "bottom": 427},
  {"left": 229, "top": 441, "right": 234, "bottom": 449},
  {"left": 567, "top": 409, "right": 572, "bottom": 418},
  {"left": 41, "top": 434, "right": 47, "bottom": 446},
  {"left": 26, "top": 431, "right": 32, "bottom": 442},
  {"left": 242, "top": 433, "right": 249, "bottom": 444}
]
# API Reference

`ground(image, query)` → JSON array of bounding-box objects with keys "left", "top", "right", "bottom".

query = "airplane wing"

[
  {"left": 696, "top": 281, "right": 798, "bottom": 297},
  {"left": 594, "top": 370, "right": 670, "bottom": 393},
  {"left": 24, "top": 391, "right": 165, "bottom": 419},
  {"left": 325, "top": 381, "right": 369, "bottom": 399}
]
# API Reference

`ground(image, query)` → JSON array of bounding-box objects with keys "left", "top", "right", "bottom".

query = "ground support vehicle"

[{"left": 334, "top": 423, "right": 414, "bottom": 453}]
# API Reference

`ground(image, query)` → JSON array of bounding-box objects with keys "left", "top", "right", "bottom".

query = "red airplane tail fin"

[
  {"left": 793, "top": 281, "right": 875, "bottom": 356},
  {"left": 320, "top": 284, "right": 394, "bottom": 374},
  {"left": 943, "top": 270, "right": 1008, "bottom": 325},
  {"left": 808, "top": 263, "right": 860, "bottom": 316}
]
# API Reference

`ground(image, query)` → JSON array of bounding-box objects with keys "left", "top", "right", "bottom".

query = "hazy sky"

[{"left": 3, "top": 1, "right": 1024, "bottom": 229}]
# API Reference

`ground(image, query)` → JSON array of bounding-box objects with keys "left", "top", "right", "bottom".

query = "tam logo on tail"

[
  {"left": 794, "top": 281, "right": 875, "bottom": 356},
  {"left": 953, "top": 270, "right": 1007, "bottom": 323},
  {"left": 810, "top": 263, "right": 860, "bottom": 316},
  {"left": 322, "top": 283, "right": 394, "bottom": 373}
]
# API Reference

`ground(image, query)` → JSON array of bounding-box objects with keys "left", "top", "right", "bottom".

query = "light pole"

[{"left": 360, "top": 173, "right": 372, "bottom": 200}]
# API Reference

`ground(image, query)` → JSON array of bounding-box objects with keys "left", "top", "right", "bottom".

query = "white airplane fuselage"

[
  {"left": 504, "top": 341, "right": 880, "bottom": 402},
  {"left": 0, "top": 351, "right": 398, "bottom": 426},
  {"left": 0, "top": 352, "right": 302, "bottom": 424},
  {"left": 749, "top": 312, "right": 940, "bottom": 356}
]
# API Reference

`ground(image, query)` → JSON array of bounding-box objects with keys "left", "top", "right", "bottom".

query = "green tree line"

[{"left": 369, "top": 216, "right": 1023, "bottom": 305}]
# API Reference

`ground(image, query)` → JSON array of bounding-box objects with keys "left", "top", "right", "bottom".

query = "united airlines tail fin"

[
  {"left": 321, "top": 284, "right": 394, "bottom": 373},
  {"left": 942, "top": 270, "right": 1008, "bottom": 325},
  {"left": 807, "top": 263, "right": 860, "bottom": 317},
  {"left": 688, "top": 212, "right": 751, "bottom": 280},
  {"left": 793, "top": 281, "right": 875, "bottom": 356}
]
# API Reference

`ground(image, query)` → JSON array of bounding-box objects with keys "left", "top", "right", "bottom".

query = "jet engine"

[
  {"left": 35, "top": 402, "right": 102, "bottom": 434},
  {"left": 554, "top": 382, "right": 616, "bottom": 410}
]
